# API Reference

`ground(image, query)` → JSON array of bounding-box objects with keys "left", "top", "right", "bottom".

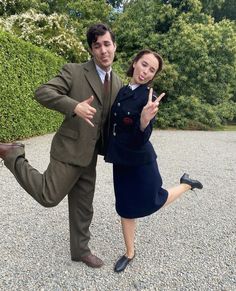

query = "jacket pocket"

[{"left": 58, "top": 127, "right": 79, "bottom": 140}]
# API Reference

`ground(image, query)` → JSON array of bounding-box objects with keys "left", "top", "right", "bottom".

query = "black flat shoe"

[
  {"left": 180, "top": 173, "right": 203, "bottom": 190},
  {"left": 114, "top": 254, "right": 135, "bottom": 272}
]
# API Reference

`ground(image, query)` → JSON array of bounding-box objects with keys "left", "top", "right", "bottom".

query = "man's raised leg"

[{"left": 1, "top": 144, "right": 79, "bottom": 207}]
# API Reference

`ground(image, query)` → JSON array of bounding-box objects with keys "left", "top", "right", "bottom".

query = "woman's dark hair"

[
  {"left": 127, "top": 49, "right": 164, "bottom": 77},
  {"left": 86, "top": 23, "right": 115, "bottom": 49}
]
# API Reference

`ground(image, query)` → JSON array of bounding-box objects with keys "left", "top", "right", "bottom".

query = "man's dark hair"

[{"left": 86, "top": 23, "right": 115, "bottom": 49}]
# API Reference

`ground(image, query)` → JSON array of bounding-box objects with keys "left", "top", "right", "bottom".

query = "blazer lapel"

[
  {"left": 84, "top": 60, "right": 123, "bottom": 105},
  {"left": 110, "top": 71, "right": 123, "bottom": 105},
  {"left": 119, "top": 84, "right": 148, "bottom": 102},
  {"left": 84, "top": 60, "right": 103, "bottom": 104},
  {"left": 117, "top": 85, "right": 135, "bottom": 102}
]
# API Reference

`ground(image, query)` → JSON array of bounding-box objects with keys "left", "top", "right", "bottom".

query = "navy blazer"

[{"left": 104, "top": 84, "right": 157, "bottom": 166}]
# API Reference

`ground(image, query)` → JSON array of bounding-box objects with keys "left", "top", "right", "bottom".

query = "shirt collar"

[
  {"left": 128, "top": 83, "right": 140, "bottom": 91},
  {"left": 95, "top": 64, "right": 112, "bottom": 83}
]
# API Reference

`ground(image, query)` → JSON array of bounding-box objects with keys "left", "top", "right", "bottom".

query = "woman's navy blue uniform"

[{"left": 105, "top": 84, "right": 168, "bottom": 219}]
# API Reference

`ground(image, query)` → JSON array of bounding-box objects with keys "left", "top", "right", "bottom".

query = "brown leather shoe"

[
  {"left": 0, "top": 143, "right": 24, "bottom": 160},
  {"left": 78, "top": 254, "right": 104, "bottom": 268}
]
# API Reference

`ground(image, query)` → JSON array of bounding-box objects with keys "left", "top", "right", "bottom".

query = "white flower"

[{"left": 0, "top": 9, "right": 89, "bottom": 62}]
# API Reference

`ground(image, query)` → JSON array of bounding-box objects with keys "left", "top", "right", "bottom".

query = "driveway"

[{"left": 0, "top": 130, "right": 235, "bottom": 290}]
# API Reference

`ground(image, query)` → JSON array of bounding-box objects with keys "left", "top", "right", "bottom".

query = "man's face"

[{"left": 90, "top": 31, "right": 116, "bottom": 72}]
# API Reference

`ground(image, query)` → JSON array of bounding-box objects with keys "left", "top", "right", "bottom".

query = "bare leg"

[
  {"left": 120, "top": 184, "right": 191, "bottom": 256},
  {"left": 164, "top": 184, "right": 191, "bottom": 207},
  {"left": 121, "top": 217, "right": 136, "bottom": 258}
]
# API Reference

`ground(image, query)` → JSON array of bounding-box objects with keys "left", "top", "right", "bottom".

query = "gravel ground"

[{"left": 0, "top": 130, "right": 235, "bottom": 291}]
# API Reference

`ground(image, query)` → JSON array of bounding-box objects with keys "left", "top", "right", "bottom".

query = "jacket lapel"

[
  {"left": 117, "top": 86, "right": 134, "bottom": 102},
  {"left": 110, "top": 71, "right": 122, "bottom": 105},
  {"left": 84, "top": 60, "right": 103, "bottom": 104},
  {"left": 84, "top": 59, "right": 123, "bottom": 105},
  {"left": 118, "top": 84, "right": 148, "bottom": 102}
]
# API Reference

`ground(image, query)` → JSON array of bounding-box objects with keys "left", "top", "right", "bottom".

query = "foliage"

[
  {"left": 200, "top": 0, "right": 225, "bottom": 15},
  {"left": 0, "top": 0, "right": 236, "bottom": 135},
  {"left": 0, "top": 0, "right": 46, "bottom": 16},
  {"left": 0, "top": 9, "right": 89, "bottom": 62},
  {"left": 66, "top": 0, "right": 113, "bottom": 48},
  {"left": 201, "top": 0, "right": 236, "bottom": 21},
  {"left": 0, "top": 1, "right": 113, "bottom": 59},
  {"left": 162, "top": 0, "right": 202, "bottom": 13},
  {"left": 161, "top": 17, "right": 236, "bottom": 105},
  {"left": 67, "top": 0, "right": 112, "bottom": 23},
  {"left": 113, "top": 0, "right": 236, "bottom": 128},
  {"left": 0, "top": 0, "right": 114, "bottom": 18},
  {"left": 156, "top": 95, "right": 236, "bottom": 129},
  {"left": 107, "top": 0, "right": 131, "bottom": 9},
  {"left": 0, "top": 29, "right": 65, "bottom": 142},
  {"left": 113, "top": 0, "right": 159, "bottom": 57}
]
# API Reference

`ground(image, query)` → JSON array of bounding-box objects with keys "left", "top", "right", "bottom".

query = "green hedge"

[{"left": 0, "top": 30, "right": 66, "bottom": 142}]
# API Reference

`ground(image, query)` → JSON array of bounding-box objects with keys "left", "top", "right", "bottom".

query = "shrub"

[
  {"left": 156, "top": 95, "right": 226, "bottom": 130},
  {"left": 0, "top": 9, "right": 89, "bottom": 63},
  {"left": 0, "top": 29, "right": 65, "bottom": 142}
]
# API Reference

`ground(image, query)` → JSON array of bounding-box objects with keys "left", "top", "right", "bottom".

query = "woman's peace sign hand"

[{"left": 140, "top": 88, "right": 165, "bottom": 131}]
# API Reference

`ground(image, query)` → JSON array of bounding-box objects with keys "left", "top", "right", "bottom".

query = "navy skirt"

[{"left": 113, "top": 160, "right": 168, "bottom": 219}]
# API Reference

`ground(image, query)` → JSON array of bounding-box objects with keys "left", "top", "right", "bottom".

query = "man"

[{"left": 0, "top": 23, "right": 122, "bottom": 268}]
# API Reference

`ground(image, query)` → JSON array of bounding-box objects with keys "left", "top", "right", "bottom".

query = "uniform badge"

[{"left": 123, "top": 117, "right": 133, "bottom": 125}]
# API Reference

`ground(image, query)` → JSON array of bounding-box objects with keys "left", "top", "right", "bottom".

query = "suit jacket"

[
  {"left": 35, "top": 59, "right": 122, "bottom": 167},
  {"left": 104, "top": 84, "right": 157, "bottom": 166}
]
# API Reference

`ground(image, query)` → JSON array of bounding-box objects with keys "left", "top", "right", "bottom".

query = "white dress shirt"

[{"left": 95, "top": 64, "right": 112, "bottom": 84}]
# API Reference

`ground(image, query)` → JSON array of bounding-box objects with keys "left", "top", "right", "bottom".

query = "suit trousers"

[{"left": 4, "top": 146, "right": 98, "bottom": 259}]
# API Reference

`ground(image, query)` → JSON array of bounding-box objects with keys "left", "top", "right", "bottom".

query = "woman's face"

[{"left": 131, "top": 53, "right": 159, "bottom": 85}]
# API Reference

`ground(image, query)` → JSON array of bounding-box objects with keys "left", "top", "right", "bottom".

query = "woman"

[{"left": 105, "top": 49, "right": 203, "bottom": 272}]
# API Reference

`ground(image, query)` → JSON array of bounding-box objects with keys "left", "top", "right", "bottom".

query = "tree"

[
  {"left": 213, "top": 0, "right": 236, "bottom": 21},
  {"left": 0, "top": 0, "right": 113, "bottom": 55},
  {"left": 0, "top": 0, "right": 47, "bottom": 16},
  {"left": 0, "top": 9, "right": 89, "bottom": 62},
  {"left": 162, "top": 0, "right": 202, "bottom": 13},
  {"left": 107, "top": 0, "right": 124, "bottom": 8},
  {"left": 113, "top": 0, "right": 236, "bottom": 128},
  {"left": 113, "top": 0, "right": 161, "bottom": 55},
  {"left": 200, "top": 0, "right": 224, "bottom": 15},
  {"left": 161, "top": 17, "right": 236, "bottom": 104},
  {"left": 67, "top": 0, "right": 112, "bottom": 41}
]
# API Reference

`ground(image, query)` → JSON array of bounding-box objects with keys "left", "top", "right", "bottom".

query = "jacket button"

[
  {"left": 113, "top": 123, "right": 117, "bottom": 136},
  {"left": 117, "top": 102, "right": 120, "bottom": 107},
  {"left": 114, "top": 112, "right": 117, "bottom": 116}
]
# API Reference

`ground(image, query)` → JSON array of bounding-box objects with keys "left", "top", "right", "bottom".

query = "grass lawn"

[{"left": 215, "top": 125, "right": 236, "bottom": 131}]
